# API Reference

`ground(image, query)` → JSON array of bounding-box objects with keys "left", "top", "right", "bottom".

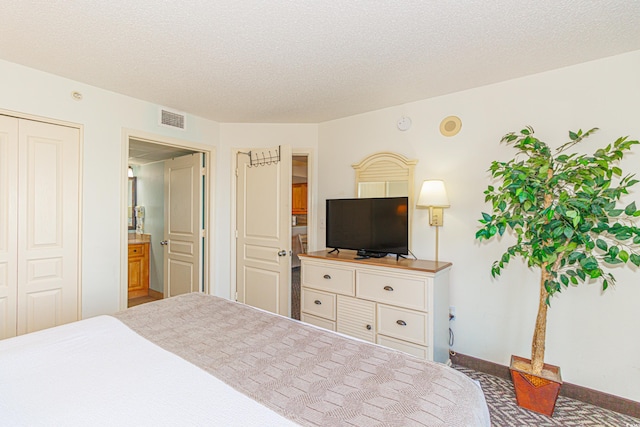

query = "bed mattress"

[
  {"left": 115, "top": 293, "right": 490, "bottom": 426},
  {"left": 0, "top": 293, "right": 490, "bottom": 426}
]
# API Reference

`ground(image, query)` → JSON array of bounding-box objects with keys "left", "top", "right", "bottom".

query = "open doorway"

[
  {"left": 291, "top": 155, "right": 308, "bottom": 320},
  {"left": 122, "top": 131, "right": 215, "bottom": 310}
]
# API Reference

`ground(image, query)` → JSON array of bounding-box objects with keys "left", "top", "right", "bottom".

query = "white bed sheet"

[{"left": 0, "top": 316, "right": 299, "bottom": 427}]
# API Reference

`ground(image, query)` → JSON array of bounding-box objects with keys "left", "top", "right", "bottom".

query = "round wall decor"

[{"left": 439, "top": 115, "right": 462, "bottom": 137}]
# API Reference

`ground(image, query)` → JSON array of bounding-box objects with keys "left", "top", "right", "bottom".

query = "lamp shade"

[{"left": 417, "top": 180, "right": 450, "bottom": 207}]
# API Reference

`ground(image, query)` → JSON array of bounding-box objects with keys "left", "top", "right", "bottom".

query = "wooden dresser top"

[{"left": 299, "top": 250, "right": 452, "bottom": 273}]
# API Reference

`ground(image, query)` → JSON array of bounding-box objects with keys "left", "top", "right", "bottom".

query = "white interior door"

[
  {"left": 17, "top": 119, "right": 80, "bottom": 335},
  {"left": 236, "top": 146, "right": 291, "bottom": 316},
  {"left": 164, "top": 153, "right": 203, "bottom": 297},
  {"left": 0, "top": 116, "right": 18, "bottom": 339}
]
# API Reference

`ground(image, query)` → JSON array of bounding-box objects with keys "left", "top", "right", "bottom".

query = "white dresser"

[{"left": 299, "top": 250, "right": 451, "bottom": 363}]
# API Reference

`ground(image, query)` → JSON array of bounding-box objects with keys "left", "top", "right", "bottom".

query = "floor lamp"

[{"left": 417, "top": 180, "right": 450, "bottom": 263}]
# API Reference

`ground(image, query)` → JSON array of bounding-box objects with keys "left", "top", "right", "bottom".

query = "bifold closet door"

[
  {"left": 0, "top": 115, "right": 80, "bottom": 339},
  {"left": 0, "top": 115, "right": 18, "bottom": 339},
  {"left": 16, "top": 119, "right": 80, "bottom": 335}
]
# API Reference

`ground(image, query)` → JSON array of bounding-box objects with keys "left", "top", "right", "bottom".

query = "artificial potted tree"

[{"left": 475, "top": 126, "right": 640, "bottom": 416}]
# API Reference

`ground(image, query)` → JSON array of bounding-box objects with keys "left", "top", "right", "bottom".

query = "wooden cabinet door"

[
  {"left": 336, "top": 295, "right": 376, "bottom": 342},
  {"left": 292, "top": 183, "right": 307, "bottom": 214},
  {"left": 128, "top": 244, "right": 149, "bottom": 298}
]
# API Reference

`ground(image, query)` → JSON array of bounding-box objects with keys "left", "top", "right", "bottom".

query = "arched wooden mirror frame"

[{"left": 352, "top": 152, "right": 418, "bottom": 249}]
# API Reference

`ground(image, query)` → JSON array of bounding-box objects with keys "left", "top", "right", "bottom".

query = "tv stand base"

[{"left": 355, "top": 250, "right": 388, "bottom": 259}]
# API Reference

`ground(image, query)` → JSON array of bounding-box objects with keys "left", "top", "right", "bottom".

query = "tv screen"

[{"left": 326, "top": 197, "right": 408, "bottom": 257}]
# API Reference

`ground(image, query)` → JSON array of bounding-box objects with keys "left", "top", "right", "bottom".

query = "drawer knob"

[
  {"left": 366, "top": 324, "right": 372, "bottom": 330},
  {"left": 396, "top": 320, "right": 407, "bottom": 326},
  {"left": 314, "top": 300, "right": 322, "bottom": 305},
  {"left": 323, "top": 274, "right": 331, "bottom": 280},
  {"left": 383, "top": 285, "right": 394, "bottom": 291}
]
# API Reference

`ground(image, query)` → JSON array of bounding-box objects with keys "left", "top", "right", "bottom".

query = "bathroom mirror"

[
  {"left": 352, "top": 152, "right": 417, "bottom": 246},
  {"left": 128, "top": 177, "right": 137, "bottom": 230}
]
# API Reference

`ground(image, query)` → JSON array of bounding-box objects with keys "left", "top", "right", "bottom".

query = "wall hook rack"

[{"left": 239, "top": 146, "right": 281, "bottom": 167}]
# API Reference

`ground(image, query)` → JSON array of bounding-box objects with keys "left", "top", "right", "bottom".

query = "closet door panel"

[
  {"left": 17, "top": 119, "right": 80, "bottom": 335},
  {"left": 0, "top": 116, "right": 18, "bottom": 339}
]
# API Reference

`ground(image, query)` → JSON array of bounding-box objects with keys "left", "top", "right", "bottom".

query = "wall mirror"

[
  {"left": 128, "top": 177, "right": 137, "bottom": 230},
  {"left": 352, "top": 152, "right": 418, "bottom": 245}
]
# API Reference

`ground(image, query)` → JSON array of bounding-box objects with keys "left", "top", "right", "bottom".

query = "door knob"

[
  {"left": 278, "top": 250, "right": 287, "bottom": 256},
  {"left": 160, "top": 240, "right": 168, "bottom": 246}
]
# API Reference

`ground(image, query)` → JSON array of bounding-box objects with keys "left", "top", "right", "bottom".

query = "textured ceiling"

[{"left": 1, "top": 1, "right": 639, "bottom": 123}]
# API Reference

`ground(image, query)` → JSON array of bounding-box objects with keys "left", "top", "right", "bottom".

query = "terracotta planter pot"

[{"left": 509, "top": 355, "right": 562, "bottom": 416}]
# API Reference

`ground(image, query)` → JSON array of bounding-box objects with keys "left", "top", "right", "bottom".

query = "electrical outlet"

[{"left": 449, "top": 306, "right": 456, "bottom": 321}]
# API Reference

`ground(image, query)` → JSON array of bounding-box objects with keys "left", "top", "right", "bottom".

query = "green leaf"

[
  {"left": 625, "top": 201, "right": 637, "bottom": 216},
  {"left": 580, "top": 257, "right": 598, "bottom": 270},
  {"left": 619, "top": 250, "right": 629, "bottom": 263},
  {"left": 615, "top": 231, "right": 632, "bottom": 241},
  {"left": 589, "top": 269, "right": 602, "bottom": 278},
  {"left": 630, "top": 253, "right": 640, "bottom": 267},
  {"left": 596, "top": 239, "right": 608, "bottom": 251},
  {"left": 482, "top": 212, "right": 492, "bottom": 222},
  {"left": 563, "top": 227, "right": 574, "bottom": 239}
]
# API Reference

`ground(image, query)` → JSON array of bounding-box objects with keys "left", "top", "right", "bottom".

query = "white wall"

[
  {"left": 317, "top": 50, "right": 640, "bottom": 401},
  {"left": 0, "top": 59, "right": 220, "bottom": 318}
]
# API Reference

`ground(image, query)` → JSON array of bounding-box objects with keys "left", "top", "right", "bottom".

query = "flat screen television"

[{"left": 326, "top": 197, "right": 408, "bottom": 258}]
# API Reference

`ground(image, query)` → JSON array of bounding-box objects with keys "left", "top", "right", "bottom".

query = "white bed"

[{"left": 0, "top": 293, "right": 490, "bottom": 426}]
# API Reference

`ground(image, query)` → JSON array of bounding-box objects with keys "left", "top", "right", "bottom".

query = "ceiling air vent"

[{"left": 160, "top": 108, "right": 186, "bottom": 130}]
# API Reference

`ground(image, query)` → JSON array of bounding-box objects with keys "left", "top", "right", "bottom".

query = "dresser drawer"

[
  {"left": 357, "top": 271, "right": 428, "bottom": 311},
  {"left": 301, "top": 288, "right": 336, "bottom": 320},
  {"left": 376, "top": 335, "right": 429, "bottom": 359},
  {"left": 301, "top": 313, "right": 336, "bottom": 332},
  {"left": 301, "top": 261, "right": 355, "bottom": 295},
  {"left": 377, "top": 304, "right": 428, "bottom": 345},
  {"left": 128, "top": 243, "right": 146, "bottom": 258}
]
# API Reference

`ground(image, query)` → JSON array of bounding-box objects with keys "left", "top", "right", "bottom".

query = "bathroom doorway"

[{"left": 122, "top": 131, "right": 215, "bottom": 310}]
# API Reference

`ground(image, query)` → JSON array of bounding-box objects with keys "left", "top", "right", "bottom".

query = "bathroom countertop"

[{"left": 128, "top": 234, "right": 151, "bottom": 244}]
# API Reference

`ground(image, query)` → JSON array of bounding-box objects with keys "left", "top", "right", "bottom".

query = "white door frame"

[
  {"left": 120, "top": 129, "right": 215, "bottom": 310},
  {"left": 230, "top": 147, "right": 315, "bottom": 302}
]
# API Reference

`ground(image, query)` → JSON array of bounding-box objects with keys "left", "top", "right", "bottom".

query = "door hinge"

[
  {"left": 235, "top": 292, "right": 238, "bottom": 301},
  {"left": 235, "top": 168, "right": 238, "bottom": 177},
  {"left": 201, "top": 229, "right": 206, "bottom": 238},
  {"left": 201, "top": 167, "right": 206, "bottom": 176},
  {"left": 235, "top": 230, "right": 238, "bottom": 238}
]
